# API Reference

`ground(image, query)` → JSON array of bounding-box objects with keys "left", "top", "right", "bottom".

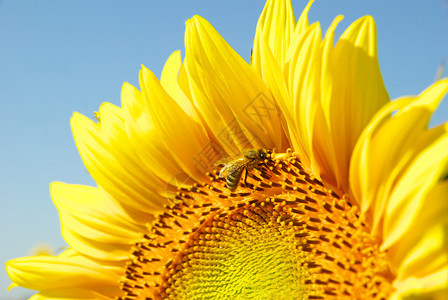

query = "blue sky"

[{"left": 1, "top": 0, "right": 447, "bottom": 298}]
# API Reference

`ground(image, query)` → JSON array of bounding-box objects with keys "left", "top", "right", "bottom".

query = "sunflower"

[{"left": 6, "top": 0, "right": 448, "bottom": 299}]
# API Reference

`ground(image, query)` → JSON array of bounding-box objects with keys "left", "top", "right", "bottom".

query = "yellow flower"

[{"left": 6, "top": 0, "right": 448, "bottom": 299}]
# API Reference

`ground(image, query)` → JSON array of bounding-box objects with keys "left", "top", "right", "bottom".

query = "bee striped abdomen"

[
  {"left": 218, "top": 148, "right": 268, "bottom": 192},
  {"left": 226, "top": 167, "right": 245, "bottom": 192}
]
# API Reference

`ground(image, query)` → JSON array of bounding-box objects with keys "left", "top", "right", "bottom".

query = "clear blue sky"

[{"left": 1, "top": 0, "right": 447, "bottom": 298}]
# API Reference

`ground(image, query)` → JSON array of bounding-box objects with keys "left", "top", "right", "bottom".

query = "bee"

[{"left": 217, "top": 148, "right": 268, "bottom": 192}]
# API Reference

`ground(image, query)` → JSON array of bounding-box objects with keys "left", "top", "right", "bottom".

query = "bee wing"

[
  {"left": 214, "top": 156, "right": 231, "bottom": 167},
  {"left": 218, "top": 157, "right": 246, "bottom": 178}
]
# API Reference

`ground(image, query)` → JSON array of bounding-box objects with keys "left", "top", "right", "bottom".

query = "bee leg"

[{"left": 243, "top": 167, "right": 248, "bottom": 186}]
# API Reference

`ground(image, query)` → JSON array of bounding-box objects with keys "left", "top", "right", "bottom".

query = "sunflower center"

[
  {"left": 119, "top": 151, "right": 395, "bottom": 299},
  {"left": 165, "top": 201, "right": 310, "bottom": 299}
]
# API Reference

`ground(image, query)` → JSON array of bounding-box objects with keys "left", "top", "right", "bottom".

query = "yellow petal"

[
  {"left": 284, "top": 23, "right": 322, "bottom": 171},
  {"left": 184, "top": 15, "right": 284, "bottom": 153},
  {"left": 71, "top": 105, "right": 168, "bottom": 214},
  {"left": 397, "top": 225, "right": 448, "bottom": 282},
  {"left": 253, "top": 0, "right": 296, "bottom": 69},
  {"left": 6, "top": 250, "right": 121, "bottom": 295},
  {"left": 252, "top": 0, "right": 297, "bottom": 153},
  {"left": 252, "top": 28, "right": 293, "bottom": 152},
  {"left": 29, "top": 289, "right": 111, "bottom": 300},
  {"left": 317, "top": 15, "right": 389, "bottom": 193},
  {"left": 160, "top": 50, "right": 198, "bottom": 121},
  {"left": 349, "top": 79, "right": 448, "bottom": 243},
  {"left": 51, "top": 182, "right": 144, "bottom": 261},
  {"left": 139, "top": 65, "right": 214, "bottom": 179},
  {"left": 350, "top": 97, "right": 414, "bottom": 212},
  {"left": 121, "top": 82, "right": 186, "bottom": 186},
  {"left": 296, "top": 0, "right": 314, "bottom": 35},
  {"left": 284, "top": 0, "right": 314, "bottom": 63},
  {"left": 304, "top": 15, "right": 343, "bottom": 188},
  {"left": 376, "top": 82, "right": 448, "bottom": 240},
  {"left": 392, "top": 269, "right": 448, "bottom": 300},
  {"left": 382, "top": 130, "right": 448, "bottom": 249},
  {"left": 389, "top": 180, "right": 448, "bottom": 280}
]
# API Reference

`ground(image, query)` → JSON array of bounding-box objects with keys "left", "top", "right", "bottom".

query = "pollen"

[{"left": 119, "top": 150, "right": 395, "bottom": 299}]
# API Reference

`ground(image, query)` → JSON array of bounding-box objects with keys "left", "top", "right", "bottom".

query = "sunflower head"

[
  {"left": 120, "top": 150, "right": 397, "bottom": 299},
  {"left": 5, "top": 0, "right": 448, "bottom": 299}
]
